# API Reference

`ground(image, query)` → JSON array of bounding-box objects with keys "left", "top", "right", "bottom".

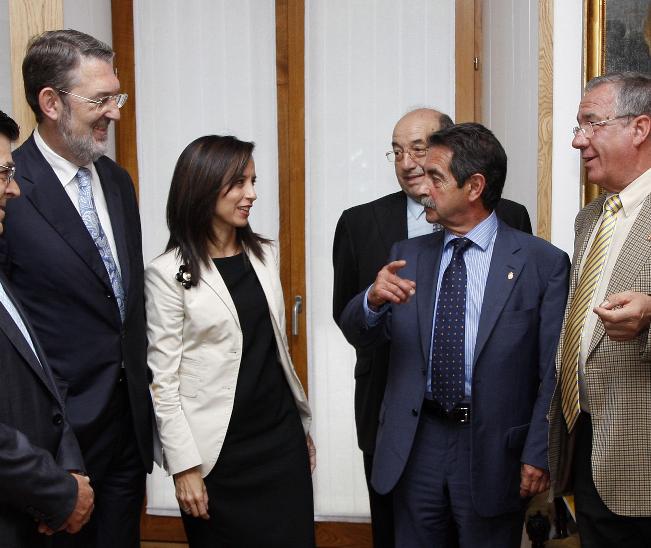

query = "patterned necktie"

[
  {"left": 431, "top": 237, "right": 472, "bottom": 412},
  {"left": 76, "top": 167, "right": 126, "bottom": 322},
  {"left": 560, "top": 194, "right": 622, "bottom": 432}
]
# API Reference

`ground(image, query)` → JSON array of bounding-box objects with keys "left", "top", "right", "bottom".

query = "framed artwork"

[{"left": 583, "top": 0, "right": 651, "bottom": 204}]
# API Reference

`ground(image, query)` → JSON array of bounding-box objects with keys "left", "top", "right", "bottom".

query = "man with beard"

[{"left": 0, "top": 30, "right": 153, "bottom": 548}]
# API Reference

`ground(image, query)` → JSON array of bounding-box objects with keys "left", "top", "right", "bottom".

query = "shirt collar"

[
  {"left": 33, "top": 126, "right": 93, "bottom": 188},
  {"left": 406, "top": 195, "right": 426, "bottom": 221},
  {"left": 443, "top": 211, "right": 498, "bottom": 252},
  {"left": 616, "top": 167, "right": 651, "bottom": 217}
]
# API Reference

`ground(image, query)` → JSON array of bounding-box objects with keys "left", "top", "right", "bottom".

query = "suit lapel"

[
  {"left": 473, "top": 224, "right": 525, "bottom": 365},
  {"left": 199, "top": 258, "right": 241, "bottom": 329},
  {"left": 0, "top": 275, "right": 59, "bottom": 399},
  {"left": 18, "top": 137, "right": 113, "bottom": 291},
  {"left": 588, "top": 195, "right": 651, "bottom": 355},
  {"left": 96, "top": 160, "right": 131, "bottom": 296},
  {"left": 417, "top": 234, "right": 444, "bottom": 363},
  {"left": 374, "top": 192, "right": 408, "bottom": 254}
]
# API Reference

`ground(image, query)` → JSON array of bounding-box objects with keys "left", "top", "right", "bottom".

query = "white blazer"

[{"left": 145, "top": 242, "right": 311, "bottom": 477}]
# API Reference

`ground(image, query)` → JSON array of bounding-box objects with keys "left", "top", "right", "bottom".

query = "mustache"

[{"left": 420, "top": 196, "right": 435, "bottom": 209}]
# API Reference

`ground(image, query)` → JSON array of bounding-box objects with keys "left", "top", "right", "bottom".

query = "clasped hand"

[{"left": 38, "top": 472, "right": 94, "bottom": 535}]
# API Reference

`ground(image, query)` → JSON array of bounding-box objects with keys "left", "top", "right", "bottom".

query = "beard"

[{"left": 59, "top": 104, "right": 109, "bottom": 165}]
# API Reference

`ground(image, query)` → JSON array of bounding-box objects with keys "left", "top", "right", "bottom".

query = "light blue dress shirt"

[
  {"left": 364, "top": 212, "right": 498, "bottom": 399},
  {"left": 427, "top": 213, "right": 498, "bottom": 398}
]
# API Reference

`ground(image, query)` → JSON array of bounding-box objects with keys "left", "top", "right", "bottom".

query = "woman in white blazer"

[{"left": 145, "top": 135, "right": 315, "bottom": 548}]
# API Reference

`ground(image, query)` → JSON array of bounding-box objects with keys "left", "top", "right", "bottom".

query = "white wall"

[
  {"left": 551, "top": 0, "right": 583, "bottom": 255},
  {"left": 482, "top": 0, "right": 539, "bottom": 232},
  {"left": 305, "top": 0, "right": 455, "bottom": 520}
]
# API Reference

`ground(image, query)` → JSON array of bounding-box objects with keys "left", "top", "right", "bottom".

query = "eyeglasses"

[
  {"left": 57, "top": 89, "right": 129, "bottom": 112},
  {"left": 572, "top": 115, "right": 632, "bottom": 138},
  {"left": 386, "top": 146, "right": 428, "bottom": 163},
  {"left": 0, "top": 164, "right": 15, "bottom": 183}
]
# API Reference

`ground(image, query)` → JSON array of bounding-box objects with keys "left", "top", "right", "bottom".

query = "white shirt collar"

[{"left": 33, "top": 126, "right": 94, "bottom": 188}]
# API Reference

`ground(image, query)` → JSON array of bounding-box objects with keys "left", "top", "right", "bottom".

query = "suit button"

[
  {"left": 106, "top": 293, "right": 113, "bottom": 299},
  {"left": 411, "top": 409, "right": 418, "bottom": 417},
  {"left": 52, "top": 413, "right": 63, "bottom": 425}
]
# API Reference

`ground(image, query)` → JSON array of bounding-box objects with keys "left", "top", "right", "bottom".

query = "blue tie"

[
  {"left": 430, "top": 237, "right": 471, "bottom": 412},
  {"left": 76, "top": 168, "right": 126, "bottom": 322}
]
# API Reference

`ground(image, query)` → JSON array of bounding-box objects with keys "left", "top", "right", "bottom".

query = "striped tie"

[{"left": 560, "top": 194, "right": 622, "bottom": 432}]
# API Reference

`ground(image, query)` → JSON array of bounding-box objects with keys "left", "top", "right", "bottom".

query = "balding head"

[{"left": 390, "top": 108, "right": 454, "bottom": 200}]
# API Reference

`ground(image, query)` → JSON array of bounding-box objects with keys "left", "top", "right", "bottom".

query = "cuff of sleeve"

[{"left": 363, "top": 286, "right": 389, "bottom": 326}]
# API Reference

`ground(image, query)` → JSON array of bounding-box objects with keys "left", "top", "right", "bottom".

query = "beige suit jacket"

[
  {"left": 549, "top": 194, "right": 651, "bottom": 516},
  {"left": 145, "top": 243, "right": 311, "bottom": 477}
]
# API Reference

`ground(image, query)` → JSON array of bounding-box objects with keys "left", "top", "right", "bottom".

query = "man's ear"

[
  {"left": 466, "top": 173, "right": 486, "bottom": 203},
  {"left": 38, "top": 88, "right": 62, "bottom": 122},
  {"left": 631, "top": 114, "right": 651, "bottom": 146}
]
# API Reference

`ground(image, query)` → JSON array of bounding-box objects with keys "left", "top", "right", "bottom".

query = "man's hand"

[
  {"left": 594, "top": 291, "right": 651, "bottom": 341},
  {"left": 367, "top": 260, "right": 416, "bottom": 310},
  {"left": 173, "top": 466, "right": 210, "bottom": 520},
  {"left": 40, "top": 473, "right": 94, "bottom": 535},
  {"left": 307, "top": 433, "right": 316, "bottom": 474},
  {"left": 520, "top": 464, "right": 550, "bottom": 498}
]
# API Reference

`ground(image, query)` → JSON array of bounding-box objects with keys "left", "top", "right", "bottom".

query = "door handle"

[{"left": 292, "top": 295, "right": 303, "bottom": 336}]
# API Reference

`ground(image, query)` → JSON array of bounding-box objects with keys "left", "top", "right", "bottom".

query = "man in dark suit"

[
  {"left": 339, "top": 123, "right": 569, "bottom": 547},
  {"left": 332, "top": 108, "right": 532, "bottom": 547},
  {"left": 0, "top": 31, "right": 153, "bottom": 547},
  {"left": 0, "top": 111, "right": 93, "bottom": 547}
]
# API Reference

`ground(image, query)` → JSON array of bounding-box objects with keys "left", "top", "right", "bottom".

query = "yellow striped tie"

[{"left": 560, "top": 194, "right": 622, "bottom": 432}]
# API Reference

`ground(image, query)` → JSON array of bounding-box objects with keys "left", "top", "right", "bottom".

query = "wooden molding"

[
  {"left": 111, "top": 0, "right": 139, "bottom": 196},
  {"left": 140, "top": 512, "right": 372, "bottom": 548},
  {"left": 582, "top": 0, "right": 605, "bottom": 206},
  {"left": 8, "top": 0, "right": 63, "bottom": 144},
  {"left": 455, "top": 0, "right": 479, "bottom": 122},
  {"left": 275, "top": 0, "right": 308, "bottom": 392},
  {"left": 537, "top": 0, "right": 553, "bottom": 241}
]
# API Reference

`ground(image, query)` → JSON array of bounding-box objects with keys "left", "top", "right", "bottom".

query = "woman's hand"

[
  {"left": 306, "top": 433, "right": 316, "bottom": 474},
  {"left": 173, "top": 466, "right": 210, "bottom": 520}
]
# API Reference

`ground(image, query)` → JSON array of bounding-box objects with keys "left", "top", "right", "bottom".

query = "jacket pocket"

[
  {"left": 179, "top": 373, "right": 201, "bottom": 398},
  {"left": 506, "top": 423, "right": 530, "bottom": 450}
]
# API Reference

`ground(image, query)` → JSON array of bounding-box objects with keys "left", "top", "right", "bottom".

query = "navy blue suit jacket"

[
  {"left": 339, "top": 221, "right": 569, "bottom": 517},
  {"left": 0, "top": 135, "right": 153, "bottom": 472},
  {"left": 0, "top": 272, "right": 83, "bottom": 547}
]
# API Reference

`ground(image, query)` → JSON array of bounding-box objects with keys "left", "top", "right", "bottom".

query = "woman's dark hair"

[{"left": 165, "top": 135, "right": 270, "bottom": 284}]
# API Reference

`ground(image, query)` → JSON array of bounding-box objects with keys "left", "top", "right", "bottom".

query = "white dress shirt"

[
  {"left": 578, "top": 168, "right": 651, "bottom": 411},
  {"left": 33, "top": 127, "right": 122, "bottom": 275}
]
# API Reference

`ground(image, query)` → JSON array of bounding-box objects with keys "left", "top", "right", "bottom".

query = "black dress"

[{"left": 181, "top": 253, "right": 315, "bottom": 548}]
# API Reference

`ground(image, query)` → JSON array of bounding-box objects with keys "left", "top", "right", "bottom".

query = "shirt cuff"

[{"left": 364, "top": 286, "right": 389, "bottom": 326}]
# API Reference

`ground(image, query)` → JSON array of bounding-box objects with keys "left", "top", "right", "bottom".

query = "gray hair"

[
  {"left": 22, "top": 29, "right": 114, "bottom": 122},
  {"left": 586, "top": 71, "right": 651, "bottom": 118}
]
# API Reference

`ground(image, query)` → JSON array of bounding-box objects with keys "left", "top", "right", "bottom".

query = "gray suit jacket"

[{"left": 549, "top": 193, "right": 651, "bottom": 516}]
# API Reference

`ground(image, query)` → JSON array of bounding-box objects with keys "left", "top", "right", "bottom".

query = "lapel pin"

[{"left": 507, "top": 271, "right": 514, "bottom": 280}]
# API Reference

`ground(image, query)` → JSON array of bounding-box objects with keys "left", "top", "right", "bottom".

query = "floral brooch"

[{"left": 175, "top": 265, "right": 192, "bottom": 289}]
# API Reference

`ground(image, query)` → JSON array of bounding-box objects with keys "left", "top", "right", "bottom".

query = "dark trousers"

[
  {"left": 573, "top": 412, "right": 651, "bottom": 547},
  {"left": 393, "top": 412, "right": 523, "bottom": 548},
  {"left": 364, "top": 452, "right": 395, "bottom": 548},
  {"left": 53, "top": 379, "right": 146, "bottom": 548}
]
